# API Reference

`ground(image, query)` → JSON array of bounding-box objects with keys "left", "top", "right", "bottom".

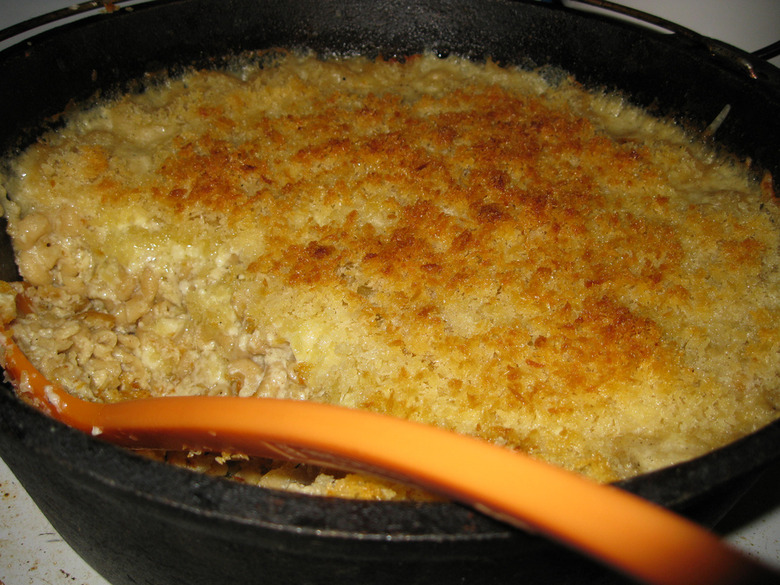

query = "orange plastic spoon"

[{"left": 0, "top": 329, "right": 776, "bottom": 585}]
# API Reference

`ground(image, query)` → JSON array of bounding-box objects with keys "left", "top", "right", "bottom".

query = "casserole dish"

[{"left": 0, "top": 1, "right": 779, "bottom": 583}]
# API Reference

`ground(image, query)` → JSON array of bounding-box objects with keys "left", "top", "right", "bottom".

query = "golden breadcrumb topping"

[{"left": 2, "top": 52, "right": 779, "bottom": 495}]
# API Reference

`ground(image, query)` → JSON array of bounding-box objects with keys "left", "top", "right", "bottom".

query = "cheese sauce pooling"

[{"left": 2, "top": 52, "right": 779, "bottom": 491}]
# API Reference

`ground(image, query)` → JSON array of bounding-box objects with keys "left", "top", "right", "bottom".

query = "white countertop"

[{"left": 0, "top": 1, "right": 779, "bottom": 583}]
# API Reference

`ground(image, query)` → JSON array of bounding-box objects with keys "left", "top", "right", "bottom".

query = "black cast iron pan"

[{"left": 0, "top": 1, "right": 779, "bottom": 584}]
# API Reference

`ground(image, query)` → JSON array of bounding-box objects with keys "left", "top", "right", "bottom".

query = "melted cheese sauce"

[{"left": 2, "top": 52, "right": 779, "bottom": 493}]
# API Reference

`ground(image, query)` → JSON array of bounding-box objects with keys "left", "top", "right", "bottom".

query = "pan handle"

[
  {"left": 560, "top": 0, "right": 780, "bottom": 81},
  {"left": 557, "top": 0, "right": 713, "bottom": 38},
  {"left": 753, "top": 40, "right": 780, "bottom": 62}
]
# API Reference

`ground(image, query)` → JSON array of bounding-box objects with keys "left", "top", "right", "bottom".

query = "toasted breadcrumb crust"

[{"left": 1, "top": 52, "right": 779, "bottom": 496}]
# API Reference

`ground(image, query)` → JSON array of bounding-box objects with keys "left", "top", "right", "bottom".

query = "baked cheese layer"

[{"left": 2, "top": 52, "right": 779, "bottom": 489}]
